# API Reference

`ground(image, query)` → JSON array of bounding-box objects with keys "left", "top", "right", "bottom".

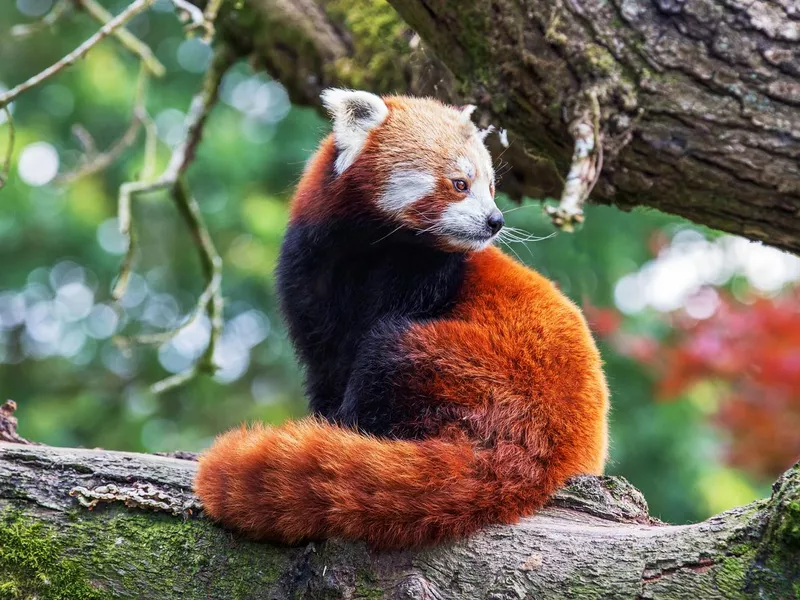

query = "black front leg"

[{"left": 335, "top": 319, "right": 417, "bottom": 437}]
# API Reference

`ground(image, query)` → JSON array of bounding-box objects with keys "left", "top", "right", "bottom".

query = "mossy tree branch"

[
  {"left": 216, "top": 0, "right": 800, "bottom": 253},
  {"left": 0, "top": 440, "right": 798, "bottom": 598}
]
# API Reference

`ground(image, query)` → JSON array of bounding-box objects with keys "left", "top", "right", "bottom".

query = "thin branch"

[
  {"left": 168, "top": 0, "right": 222, "bottom": 42},
  {"left": 112, "top": 179, "right": 169, "bottom": 301},
  {"left": 71, "top": 124, "right": 99, "bottom": 157},
  {"left": 546, "top": 91, "right": 603, "bottom": 232},
  {"left": 147, "top": 180, "right": 223, "bottom": 395},
  {"left": 112, "top": 46, "right": 236, "bottom": 394},
  {"left": 201, "top": 0, "right": 225, "bottom": 41},
  {"left": 77, "top": 0, "right": 166, "bottom": 78},
  {"left": 0, "top": 0, "right": 156, "bottom": 110},
  {"left": 3, "top": 0, "right": 233, "bottom": 393},
  {"left": 56, "top": 66, "right": 152, "bottom": 184},
  {"left": 57, "top": 119, "right": 143, "bottom": 184},
  {"left": 170, "top": 0, "right": 206, "bottom": 30},
  {"left": 0, "top": 108, "right": 15, "bottom": 190},
  {"left": 164, "top": 47, "right": 234, "bottom": 180},
  {"left": 139, "top": 108, "right": 158, "bottom": 182},
  {"left": 10, "top": 0, "right": 72, "bottom": 38}
]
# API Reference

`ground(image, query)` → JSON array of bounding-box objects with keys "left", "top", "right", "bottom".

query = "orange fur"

[
  {"left": 195, "top": 92, "right": 609, "bottom": 550},
  {"left": 195, "top": 418, "right": 549, "bottom": 549}
]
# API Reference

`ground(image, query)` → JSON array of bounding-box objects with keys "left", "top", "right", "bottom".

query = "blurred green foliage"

[{"left": 0, "top": 0, "right": 769, "bottom": 525}]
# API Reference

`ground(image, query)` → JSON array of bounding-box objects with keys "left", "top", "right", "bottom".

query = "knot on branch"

[
  {"left": 551, "top": 474, "right": 656, "bottom": 525},
  {"left": 392, "top": 573, "right": 445, "bottom": 600},
  {"left": 69, "top": 482, "right": 202, "bottom": 516}
]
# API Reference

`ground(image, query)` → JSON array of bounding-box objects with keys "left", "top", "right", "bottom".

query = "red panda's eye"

[{"left": 452, "top": 179, "right": 469, "bottom": 193}]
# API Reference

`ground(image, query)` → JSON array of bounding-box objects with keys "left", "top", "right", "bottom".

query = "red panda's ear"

[
  {"left": 458, "top": 104, "right": 477, "bottom": 123},
  {"left": 478, "top": 125, "right": 495, "bottom": 141},
  {"left": 321, "top": 88, "right": 389, "bottom": 174}
]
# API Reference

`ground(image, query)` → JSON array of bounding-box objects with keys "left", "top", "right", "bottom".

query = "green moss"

[
  {"left": 2, "top": 504, "right": 293, "bottom": 599},
  {"left": 325, "top": 0, "right": 410, "bottom": 91},
  {"left": 68, "top": 510, "right": 288, "bottom": 597},
  {"left": 0, "top": 510, "right": 102, "bottom": 600},
  {"left": 745, "top": 468, "right": 800, "bottom": 597},
  {"left": 455, "top": 5, "right": 492, "bottom": 70},
  {"left": 780, "top": 501, "right": 800, "bottom": 548},
  {"left": 566, "top": 576, "right": 604, "bottom": 600},
  {"left": 584, "top": 44, "right": 616, "bottom": 76},
  {"left": 714, "top": 554, "right": 754, "bottom": 598},
  {"left": 354, "top": 570, "right": 382, "bottom": 599}
]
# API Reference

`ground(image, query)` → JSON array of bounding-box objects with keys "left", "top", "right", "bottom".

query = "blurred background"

[{"left": 2, "top": 0, "right": 799, "bottom": 526}]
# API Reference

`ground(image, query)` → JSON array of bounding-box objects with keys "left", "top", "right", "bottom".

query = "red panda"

[{"left": 194, "top": 89, "right": 609, "bottom": 550}]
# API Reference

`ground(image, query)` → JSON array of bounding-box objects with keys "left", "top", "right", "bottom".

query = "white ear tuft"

[
  {"left": 320, "top": 88, "right": 389, "bottom": 174},
  {"left": 477, "top": 125, "right": 495, "bottom": 141},
  {"left": 459, "top": 104, "right": 477, "bottom": 123}
]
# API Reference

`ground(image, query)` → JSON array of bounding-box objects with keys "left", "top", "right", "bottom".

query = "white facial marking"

[
  {"left": 439, "top": 178, "right": 499, "bottom": 251},
  {"left": 456, "top": 156, "right": 475, "bottom": 179},
  {"left": 321, "top": 88, "right": 389, "bottom": 175},
  {"left": 378, "top": 170, "right": 436, "bottom": 214}
]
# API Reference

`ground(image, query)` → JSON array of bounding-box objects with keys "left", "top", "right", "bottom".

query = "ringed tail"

[{"left": 194, "top": 417, "right": 557, "bottom": 550}]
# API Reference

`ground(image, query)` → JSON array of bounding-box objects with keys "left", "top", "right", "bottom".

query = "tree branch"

[
  {"left": 111, "top": 45, "right": 234, "bottom": 394},
  {"left": 0, "top": 438, "right": 797, "bottom": 598},
  {"left": 77, "top": 0, "right": 166, "bottom": 77},
  {"left": 0, "top": 400, "right": 797, "bottom": 598},
  {"left": 0, "top": 0, "right": 157, "bottom": 109},
  {"left": 222, "top": 0, "right": 800, "bottom": 254},
  {"left": 0, "top": 108, "right": 14, "bottom": 190}
]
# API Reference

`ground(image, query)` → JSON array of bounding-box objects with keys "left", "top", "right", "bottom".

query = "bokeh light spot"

[
  {"left": 18, "top": 142, "right": 59, "bottom": 186},
  {"left": 17, "top": 0, "right": 52, "bottom": 17},
  {"left": 177, "top": 38, "right": 212, "bottom": 73}
]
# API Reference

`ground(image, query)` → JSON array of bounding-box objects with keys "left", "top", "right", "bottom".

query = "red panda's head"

[{"left": 320, "top": 88, "right": 502, "bottom": 252}]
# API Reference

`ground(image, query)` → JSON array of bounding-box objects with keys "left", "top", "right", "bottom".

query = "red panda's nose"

[{"left": 487, "top": 210, "right": 505, "bottom": 235}]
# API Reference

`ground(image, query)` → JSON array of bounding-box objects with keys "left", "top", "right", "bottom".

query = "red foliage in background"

[{"left": 586, "top": 289, "right": 800, "bottom": 481}]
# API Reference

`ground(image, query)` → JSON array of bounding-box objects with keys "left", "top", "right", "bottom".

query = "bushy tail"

[{"left": 194, "top": 417, "right": 559, "bottom": 550}]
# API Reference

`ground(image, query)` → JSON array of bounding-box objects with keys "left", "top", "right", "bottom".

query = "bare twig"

[
  {"left": 197, "top": 0, "right": 226, "bottom": 43},
  {"left": 112, "top": 178, "right": 168, "bottom": 301},
  {"left": 77, "top": 0, "right": 166, "bottom": 77},
  {"left": 71, "top": 124, "right": 99, "bottom": 157},
  {"left": 168, "top": 0, "right": 222, "bottom": 41},
  {"left": 170, "top": 0, "right": 206, "bottom": 30},
  {"left": 4, "top": 0, "right": 232, "bottom": 392},
  {"left": 112, "top": 47, "right": 236, "bottom": 394},
  {"left": 10, "top": 0, "right": 72, "bottom": 38},
  {"left": 0, "top": 0, "right": 157, "bottom": 110},
  {"left": 58, "top": 119, "right": 143, "bottom": 184},
  {"left": 57, "top": 66, "right": 152, "bottom": 184},
  {"left": 546, "top": 91, "right": 603, "bottom": 232},
  {"left": 147, "top": 183, "right": 224, "bottom": 395},
  {"left": 0, "top": 108, "right": 15, "bottom": 190},
  {"left": 139, "top": 107, "right": 158, "bottom": 182}
]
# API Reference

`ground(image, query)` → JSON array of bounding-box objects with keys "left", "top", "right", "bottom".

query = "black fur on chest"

[{"left": 275, "top": 218, "right": 466, "bottom": 417}]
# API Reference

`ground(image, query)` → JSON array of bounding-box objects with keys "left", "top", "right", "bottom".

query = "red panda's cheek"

[
  {"left": 402, "top": 199, "right": 441, "bottom": 228},
  {"left": 375, "top": 169, "right": 437, "bottom": 223}
]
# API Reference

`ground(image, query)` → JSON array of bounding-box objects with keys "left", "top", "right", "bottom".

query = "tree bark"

[
  {"left": 0, "top": 440, "right": 798, "bottom": 599},
  {"left": 220, "top": 0, "right": 800, "bottom": 253}
]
